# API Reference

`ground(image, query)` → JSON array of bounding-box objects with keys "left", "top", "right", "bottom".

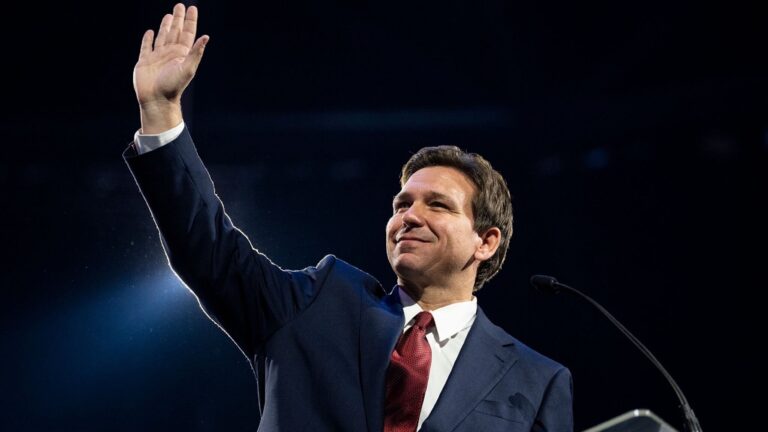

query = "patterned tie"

[{"left": 383, "top": 311, "right": 435, "bottom": 432}]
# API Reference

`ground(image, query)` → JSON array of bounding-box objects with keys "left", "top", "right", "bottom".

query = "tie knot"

[{"left": 412, "top": 311, "right": 434, "bottom": 331}]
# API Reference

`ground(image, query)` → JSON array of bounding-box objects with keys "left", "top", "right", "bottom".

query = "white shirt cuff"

[{"left": 133, "top": 121, "right": 186, "bottom": 155}]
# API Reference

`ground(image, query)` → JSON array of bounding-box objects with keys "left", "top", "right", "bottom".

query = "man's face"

[{"left": 386, "top": 166, "right": 483, "bottom": 287}]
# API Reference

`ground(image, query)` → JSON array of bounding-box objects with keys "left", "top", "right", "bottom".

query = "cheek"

[
  {"left": 450, "top": 223, "right": 480, "bottom": 248},
  {"left": 385, "top": 217, "right": 399, "bottom": 257},
  {"left": 386, "top": 215, "right": 399, "bottom": 234}
]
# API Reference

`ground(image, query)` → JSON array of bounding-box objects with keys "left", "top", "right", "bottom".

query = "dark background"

[{"left": 2, "top": 1, "right": 765, "bottom": 430}]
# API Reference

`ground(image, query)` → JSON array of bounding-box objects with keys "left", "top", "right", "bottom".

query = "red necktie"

[{"left": 383, "top": 311, "right": 435, "bottom": 432}]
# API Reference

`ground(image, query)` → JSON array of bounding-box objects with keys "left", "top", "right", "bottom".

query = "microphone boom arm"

[{"left": 530, "top": 275, "right": 703, "bottom": 432}]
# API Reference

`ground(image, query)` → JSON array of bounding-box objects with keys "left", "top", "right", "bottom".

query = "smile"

[{"left": 396, "top": 236, "right": 429, "bottom": 243}]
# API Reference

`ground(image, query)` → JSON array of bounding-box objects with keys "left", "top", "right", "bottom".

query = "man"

[{"left": 126, "top": 4, "right": 573, "bottom": 431}]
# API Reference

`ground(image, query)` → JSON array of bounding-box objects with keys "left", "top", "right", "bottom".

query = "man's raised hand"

[{"left": 134, "top": 4, "right": 209, "bottom": 133}]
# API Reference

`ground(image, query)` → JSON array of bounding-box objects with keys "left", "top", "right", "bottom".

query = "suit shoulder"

[
  {"left": 482, "top": 312, "right": 567, "bottom": 374},
  {"left": 301, "top": 254, "right": 384, "bottom": 296},
  {"left": 509, "top": 334, "right": 567, "bottom": 374}
]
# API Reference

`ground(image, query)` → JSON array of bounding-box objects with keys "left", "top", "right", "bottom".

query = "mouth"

[{"left": 396, "top": 236, "right": 429, "bottom": 243}]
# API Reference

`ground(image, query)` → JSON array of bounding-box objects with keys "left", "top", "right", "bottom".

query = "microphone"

[
  {"left": 530, "top": 274, "right": 703, "bottom": 432},
  {"left": 529, "top": 274, "right": 561, "bottom": 294}
]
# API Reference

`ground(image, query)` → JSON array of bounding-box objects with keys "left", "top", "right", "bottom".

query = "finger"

[
  {"left": 182, "top": 35, "right": 210, "bottom": 76},
  {"left": 179, "top": 5, "right": 198, "bottom": 49},
  {"left": 167, "top": 3, "right": 186, "bottom": 46},
  {"left": 138, "top": 29, "right": 154, "bottom": 60},
  {"left": 154, "top": 14, "right": 172, "bottom": 48}
]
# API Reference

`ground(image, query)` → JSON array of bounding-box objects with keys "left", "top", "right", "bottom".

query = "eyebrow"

[{"left": 392, "top": 191, "right": 456, "bottom": 204}]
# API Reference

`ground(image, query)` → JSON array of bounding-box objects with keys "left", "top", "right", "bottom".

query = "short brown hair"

[{"left": 400, "top": 146, "right": 513, "bottom": 290}]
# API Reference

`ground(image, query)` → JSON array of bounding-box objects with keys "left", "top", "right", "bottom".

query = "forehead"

[{"left": 398, "top": 166, "right": 476, "bottom": 201}]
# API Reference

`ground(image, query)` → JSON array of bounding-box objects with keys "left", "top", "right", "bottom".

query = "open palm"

[{"left": 134, "top": 4, "right": 209, "bottom": 107}]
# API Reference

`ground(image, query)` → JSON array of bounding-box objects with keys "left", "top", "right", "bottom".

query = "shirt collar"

[{"left": 398, "top": 287, "right": 478, "bottom": 343}]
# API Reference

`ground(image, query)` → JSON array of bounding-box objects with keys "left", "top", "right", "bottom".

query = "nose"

[{"left": 401, "top": 203, "right": 425, "bottom": 228}]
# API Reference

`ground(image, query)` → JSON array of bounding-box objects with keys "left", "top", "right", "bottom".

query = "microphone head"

[{"left": 530, "top": 274, "right": 561, "bottom": 294}]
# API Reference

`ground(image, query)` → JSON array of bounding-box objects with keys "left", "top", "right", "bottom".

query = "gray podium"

[{"left": 584, "top": 410, "right": 678, "bottom": 432}]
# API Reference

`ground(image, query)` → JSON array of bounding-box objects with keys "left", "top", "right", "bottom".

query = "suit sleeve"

[
  {"left": 123, "top": 126, "right": 330, "bottom": 359},
  {"left": 533, "top": 367, "right": 574, "bottom": 432}
]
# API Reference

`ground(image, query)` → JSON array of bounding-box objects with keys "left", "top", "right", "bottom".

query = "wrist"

[{"left": 139, "top": 101, "right": 183, "bottom": 134}]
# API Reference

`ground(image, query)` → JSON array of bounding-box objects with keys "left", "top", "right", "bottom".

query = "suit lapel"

[
  {"left": 360, "top": 287, "right": 404, "bottom": 432},
  {"left": 420, "top": 307, "right": 518, "bottom": 432}
]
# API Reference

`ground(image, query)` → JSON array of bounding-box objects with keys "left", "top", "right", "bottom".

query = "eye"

[
  {"left": 393, "top": 201, "right": 410, "bottom": 212},
  {"left": 430, "top": 201, "right": 449, "bottom": 209}
]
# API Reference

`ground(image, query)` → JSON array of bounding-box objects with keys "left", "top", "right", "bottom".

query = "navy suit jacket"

[{"left": 124, "top": 127, "right": 573, "bottom": 431}]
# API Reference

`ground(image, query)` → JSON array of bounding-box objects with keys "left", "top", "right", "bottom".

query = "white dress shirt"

[
  {"left": 133, "top": 123, "right": 479, "bottom": 431},
  {"left": 397, "top": 287, "right": 477, "bottom": 431},
  {"left": 133, "top": 121, "right": 186, "bottom": 154}
]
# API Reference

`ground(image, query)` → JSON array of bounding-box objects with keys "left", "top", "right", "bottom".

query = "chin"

[{"left": 391, "top": 255, "right": 423, "bottom": 281}]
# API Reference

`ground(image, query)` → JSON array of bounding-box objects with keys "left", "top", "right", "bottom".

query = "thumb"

[{"left": 183, "top": 35, "right": 210, "bottom": 75}]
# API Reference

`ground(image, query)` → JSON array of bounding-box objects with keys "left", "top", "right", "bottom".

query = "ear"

[{"left": 474, "top": 227, "right": 501, "bottom": 262}]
